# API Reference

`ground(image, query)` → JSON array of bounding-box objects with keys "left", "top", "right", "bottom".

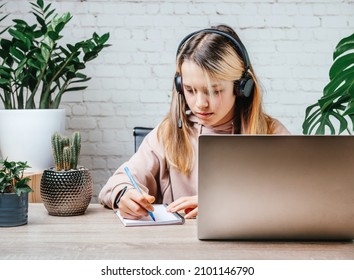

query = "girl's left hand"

[{"left": 166, "top": 195, "right": 198, "bottom": 219}]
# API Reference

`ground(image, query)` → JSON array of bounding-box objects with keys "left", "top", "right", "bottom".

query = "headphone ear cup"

[
  {"left": 174, "top": 74, "right": 184, "bottom": 128},
  {"left": 239, "top": 74, "right": 254, "bottom": 98},
  {"left": 174, "top": 74, "right": 183, "bottom": 95}
]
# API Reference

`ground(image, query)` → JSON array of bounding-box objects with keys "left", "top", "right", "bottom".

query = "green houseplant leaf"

[
  {"left": 303, "top": 32, "right": 354, "bottom": 135},
  {"left": 0, "top": 0, "right": 111, "bottom": 109},
  {"left": 0, "top": 159, "right": 32, "bottom": 195}
]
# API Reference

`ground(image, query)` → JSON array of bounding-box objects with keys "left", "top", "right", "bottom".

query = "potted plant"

[
  {"left": 0, "top": 158, "right": 32, "bottom": 227},
  {"left": 0, "top": 0, "right": 110, "bottom": 170},
  {"left": 40, "top": 131, "right": 93, "bottom": 216},
  {"left": 302, "top": 32, "right": 354, "bottom": 135}
]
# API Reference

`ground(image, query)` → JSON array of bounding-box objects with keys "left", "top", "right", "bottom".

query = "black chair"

[{"left": 133, "top": 127, "right": 153, "bottom": 152}]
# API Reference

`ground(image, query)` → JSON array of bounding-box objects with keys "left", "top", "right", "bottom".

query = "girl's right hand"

[{"left": 118, "top": 188, "right": 155, "bottom": 220}]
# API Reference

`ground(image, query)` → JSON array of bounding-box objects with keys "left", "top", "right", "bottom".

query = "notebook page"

[{"left": 116, "top": 204, "right": 184, "bottom": 226}]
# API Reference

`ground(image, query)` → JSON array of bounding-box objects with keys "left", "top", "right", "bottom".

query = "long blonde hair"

[{"left": 158, "top": 25, "right": 275, "bottom": 174}]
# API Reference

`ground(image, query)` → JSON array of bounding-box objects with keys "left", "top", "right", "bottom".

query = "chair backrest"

[{"left": 133, "top": 127, "right": 153, "bottom": 152}]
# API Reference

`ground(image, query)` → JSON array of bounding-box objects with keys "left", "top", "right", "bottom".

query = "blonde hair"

[{"left": 158, "top": 25, "right": 275, "bottom": 174}]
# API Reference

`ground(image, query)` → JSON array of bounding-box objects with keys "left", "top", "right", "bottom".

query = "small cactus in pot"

[
  {"left": 41, "top": 131, "right": 93, "bottom": 216},
  {"left": 51, "top": 131, "right": 81, "bottom": 171}
]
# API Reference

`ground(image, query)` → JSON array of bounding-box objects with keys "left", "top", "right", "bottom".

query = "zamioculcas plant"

[
  {"left": 51, "top": 131, "right": 81, "bottom": 171},
  {"left": 0, "top": 0, "right": 110, "bottom": 109},
  {"left": 303, "top": 33, "right": 354, "bottom": 135}
]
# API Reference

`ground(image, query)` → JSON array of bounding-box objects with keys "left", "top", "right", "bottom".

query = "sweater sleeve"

[
  {"left": 98, "top": 127, "right": 166, "bottom": 209},
  {"left": 271, "top": 119, "right": 291, "bottom": 135}
]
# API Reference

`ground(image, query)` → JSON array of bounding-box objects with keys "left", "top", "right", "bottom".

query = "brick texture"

[{"left": 1, "top": 0, "right": 353, "bottom": 201}]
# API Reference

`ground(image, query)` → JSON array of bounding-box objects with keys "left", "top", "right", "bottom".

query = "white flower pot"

[{"left": 0, "top": 109, "right": 65, "bottom": 171}]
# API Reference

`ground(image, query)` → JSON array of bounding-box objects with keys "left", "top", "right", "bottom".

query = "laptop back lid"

[{"left": 198, "top": 135, "right": 354, "bottom": 240}]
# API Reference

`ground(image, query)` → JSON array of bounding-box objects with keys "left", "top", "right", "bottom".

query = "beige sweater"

[{"left": 98, "top": 116, "right": 290, "bottom": 209}]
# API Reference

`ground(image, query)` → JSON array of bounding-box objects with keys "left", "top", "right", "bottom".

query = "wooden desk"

[{"left": 1, "top": 204, "right": 353, "bottom": 260}]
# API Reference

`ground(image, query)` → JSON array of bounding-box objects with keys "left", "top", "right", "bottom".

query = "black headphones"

[{"left": 174, "top": 28, "right": 254, "bottom": 99}]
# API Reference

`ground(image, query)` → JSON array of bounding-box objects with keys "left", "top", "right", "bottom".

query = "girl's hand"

[
  {"left": 118, "top": 188, "right": 155, "bottom": 220},
  {"left": 166, "top": 195, "right": 198, "bottom": 219}
]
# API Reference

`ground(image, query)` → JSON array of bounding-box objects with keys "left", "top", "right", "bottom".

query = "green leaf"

[
  {"left": 33, "top": 52, "right": 45, "bottom": 63},
  {"left": 15, "top": 185, "right": 33, "bottom": 196},
  {"left": 343, "top": 101, "right": 354, "bottom": 116},
  {"left": 71, "top": 77, "right": 91, "bottom": 84},
  {"left": 55, "top": 22, "right": 66, "bottom": 34},
  {"left": 98, "top": 32, "right": 110, "bottom": 45},
  {"left": 0, "top": 78, "right": 10, "bottom": 85},
  {"left": 331, "top": 110, "right": 348, "bottom": 134},
  {"left": 320, "top": 69, "right": 354, "bottom": 111},
  {"left": 348, "top": 115, "right": 354, "bottom": 132},
  {"left": 67, "top": 44, "right": 78, "bottom": 53},
  {"left": 93, "top": 32, "right": 100, "bottom": 44},
  {"left": 15, "top": 59, "right": 27, "bottom": 79},
  {"left": 40, "top": 41, "right": 52, "bottom": 52},
  {"left": 329, "top": 53, "right": 354, "bottom": 80},
  {"left": 83, "top": 51, "right": 98, "bottom": 62},
  {"left": 334, "top": 32, "right": 354, "bottom": 60},
  {"left": 0, "top": 69, "right": 12, "bottom": 79},
  {"left": 33, "top": 30, "right": 44, "bottom": 38},
  {"left": 0, "top": 38, "right": 12, "bottom": 50},
  {"left": 59, "top": 46, "right": 70, "bottom": 56},
  {"left": 48, "top": 30, "right": 59, "bottom": 41},
  {"left": 75, "top": 73, "right": 88, "bottom": 79},
  {"left": 27, "top": 59, "right": 41, "bottom": 70},
  {"left": 37, "top": 0, "right": 44, "bottom": 9},
  {"left": 45, "top": 9, "right": 56, "bottom": 20},
  {"left": 41, "top": 44, "right": 50, "bottom": 61},
  {"left": 10, "top": 47, "right": 25, "bottom": 61},
  {"left": 64, "top": 86, "right": 87, "bottom": 92},
  {"left": 315, "top": 111, "right": 335, "bottom": 135},
  {"left": 302, "top": 105, "right": 321, "bottom": 135},
  {"left": 43, "top": 3, "right": 52, "bottom": 13},
  {"left": 35, "top": 15, "right": 46, "bottom": 28},
  {"left": 13, "top": 19, "right": 29, "bottom": 27},
  {"left": 8, "top": 28, "right": 31, "bottom": 47}
]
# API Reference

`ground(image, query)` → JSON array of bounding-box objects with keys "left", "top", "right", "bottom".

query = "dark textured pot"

[
  {"left": 0, "top": 192, "right": 28, "bottom": 227},
  {"left": 40, "top": 168, "right": 93, "bottom": 216}
]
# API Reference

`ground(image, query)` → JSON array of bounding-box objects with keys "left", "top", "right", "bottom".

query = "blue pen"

[{"left": 124, "top": 166, "right": 156, "bottom": 221}]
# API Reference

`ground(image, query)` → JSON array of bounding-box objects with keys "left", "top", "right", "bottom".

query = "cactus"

[
  {"left": 51, "top": 131, "right": 81, "bottom": 171},
  {"left": 63, "top": 146, "right": 71, "bottom": 171},
  {"left": 71, "top": 131, "right": 81, "bottom": 169},
  {"left": 51, "top": 133, "right": 63, "bottom": 171}
]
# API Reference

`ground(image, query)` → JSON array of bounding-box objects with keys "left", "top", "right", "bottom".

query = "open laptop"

[{"left": 198, "top": 135, "right": 354, "bottom": 240}]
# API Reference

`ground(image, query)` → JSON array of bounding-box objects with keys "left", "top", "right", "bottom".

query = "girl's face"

[{"left": 181, "top": 60, "right": 236, "bottom": 127}]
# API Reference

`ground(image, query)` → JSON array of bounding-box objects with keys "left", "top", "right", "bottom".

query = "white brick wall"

[{"left": 1, "top": 0, "right": 353, "bottom": 201}]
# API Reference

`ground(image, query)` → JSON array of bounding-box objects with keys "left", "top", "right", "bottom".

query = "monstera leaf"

[{"left": 303, "top": 33, "right": 354, "bottom": 135}]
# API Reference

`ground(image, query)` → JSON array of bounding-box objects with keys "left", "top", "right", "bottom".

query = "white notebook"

[{"left": 116, "top": 204, "right": 185, "bottom": 227}]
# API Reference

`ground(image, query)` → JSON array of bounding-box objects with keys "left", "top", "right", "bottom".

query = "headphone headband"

[
  {"left": 176, "top": 28, "right": 251, "bottom": 72},
  {"left": 174, "top": 28, "right": 255, "bottom": 129}
]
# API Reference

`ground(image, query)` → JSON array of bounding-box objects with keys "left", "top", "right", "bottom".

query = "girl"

[{"left": 98, "top": 24, "right": 289, "bottom": 219}]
